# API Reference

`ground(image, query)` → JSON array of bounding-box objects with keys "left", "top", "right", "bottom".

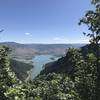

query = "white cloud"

[{"left": 25, "top": 33, "right": 31, "bottom": 35}]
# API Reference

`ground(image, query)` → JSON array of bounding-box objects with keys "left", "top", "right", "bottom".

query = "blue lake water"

[{"left": 31, "top": 55, "right": 59, "bottom": 79}]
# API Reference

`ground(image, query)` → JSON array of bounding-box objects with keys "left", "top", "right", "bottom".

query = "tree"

[
  {"left": 79, "top": 0, "right": 100, "bottom": 99},
  {"left": 65, "top": 47, "right": 96, "bottom": 100},
  {"left": 0, "top": 45, "right": 19, "bottom": 99}
]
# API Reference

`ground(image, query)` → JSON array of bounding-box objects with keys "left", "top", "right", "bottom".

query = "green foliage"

[
  {"left": 79, "top": 0, "right": 100, "bottom": 44},
  {"left": 33, "top": 73, "right": 80, "bottom": 100},
  {"left": 91, "top": 0, "right": 100, "bottom": 4},
  {"left": 5, "top": 73, "right": 80, "bottom": 100},
  {"left": 1, "top": 44, "right": 98, "bottom": 100},
  {"left": 0, "top": 0, "right": 100, "bottom": 100},
  {"left": 68, "top": 48, "right": 97, "bottom": 100},
  {"left": 0, "top": 46, "right": 18, "bottom": 99},
  {"left": 5, "top": 84, "right": 29, "bottom": 100},
  {"left": 0, "top": 45, "right": 80, "bottom": 100},
  {"left": 79, "top": 0, "right": 100, "bottom": 99}
]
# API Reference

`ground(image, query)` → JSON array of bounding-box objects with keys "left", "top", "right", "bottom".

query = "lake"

[{"left": 31, "top": 55, "right": 59, "bottom": 79}]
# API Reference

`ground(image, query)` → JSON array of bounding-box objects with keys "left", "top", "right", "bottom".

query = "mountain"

[
  {"left": 40, "top": 56, "right": 72, "bottom": 75},
  {"left": 0, "top": 42, "right": 86, "bottom": 60},
  {"left": 0, "top": 42, "right": 38, "bottom": 60},
  {"left": 40, "top": 44, "right": 100, "bottom": 75},
  {"left": 0, "top": 42, "right": 85, "bottom": 81},
  {"left": 40, "top": 45, "right": 86, "bottom": 74}
]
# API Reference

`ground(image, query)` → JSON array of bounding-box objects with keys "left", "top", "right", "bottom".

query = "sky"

[{"left": 0, "top": 0, "right": 94, "bottom": 44}]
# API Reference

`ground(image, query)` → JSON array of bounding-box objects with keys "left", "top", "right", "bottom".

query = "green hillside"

[
  {"left": 40, "top": 44, "right": 100, "bottom": 75},
  {"left": 0, "top": 42, "right": 99, "bottom": 100},
  {"left": 10, "top": 59, "right": 33, "bottom": 81}
]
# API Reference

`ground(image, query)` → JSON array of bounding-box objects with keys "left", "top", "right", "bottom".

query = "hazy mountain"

[{"left": 0, "top": 42, "right": 86, "bottom": 60}]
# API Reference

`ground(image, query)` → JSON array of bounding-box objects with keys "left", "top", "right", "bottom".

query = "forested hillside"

[
  {"left": 10, "top": 59, "right": 33, "bottom": 81},
  {"left": 40, "top": 44, "right": 100, "bottom": 75}
]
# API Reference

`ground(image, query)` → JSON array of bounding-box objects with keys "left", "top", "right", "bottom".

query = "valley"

[{"left": 0, "top": 42, "right": 85, "bottom": 81}]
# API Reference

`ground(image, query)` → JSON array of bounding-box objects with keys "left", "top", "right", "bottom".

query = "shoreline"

[
  {"left": 25, "top": 54, "right": 60, "bottom": 82},
  {"left": 25, "top": 68, "right": 33, "bottom": 82}
]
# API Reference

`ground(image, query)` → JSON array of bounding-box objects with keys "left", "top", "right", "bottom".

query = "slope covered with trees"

[{"left": 10, "top": 59, "right": 33, "bottom": 81}]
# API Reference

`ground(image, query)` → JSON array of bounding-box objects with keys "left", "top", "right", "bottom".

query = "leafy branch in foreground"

[{"left": 79, "top": 0, "right": 100, "bottom": 99}]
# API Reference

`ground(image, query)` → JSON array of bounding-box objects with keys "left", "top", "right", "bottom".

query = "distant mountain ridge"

[{"left": 0, "top": 42, "right": 86, "bottom": 60}]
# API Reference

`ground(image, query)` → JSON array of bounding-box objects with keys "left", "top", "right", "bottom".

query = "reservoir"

[{"left": 31, "top": 55, "right": 59, "bottom": 79}]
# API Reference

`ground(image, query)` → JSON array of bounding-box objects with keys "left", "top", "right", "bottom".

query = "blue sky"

[{"left": 0, "top": 0, "right": 94, "bottom": 44}]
